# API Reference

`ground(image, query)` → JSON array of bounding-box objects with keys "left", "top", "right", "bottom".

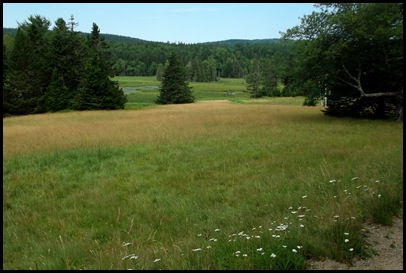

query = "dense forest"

[
  {"left": 3, "top": 26, "right": 287, "bottom": 80},
  {"left": 3, "top": 3, "right": 403, "bottom": 120}
]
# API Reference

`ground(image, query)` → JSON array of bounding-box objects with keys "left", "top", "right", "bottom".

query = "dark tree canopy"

[
  {"left": 3, "top": 17, "right": 126, "bottom": 116},
  {"left": 282, "top": 3, "right": 403, "bottom": 120},
  {"left": 73, "top": 23, "right": 126, "bottom": 110},
  {"left": 4, "top": 6, "right": 402, "bottom": 120},
  {"left": 156, "top": 52, "right": 194, "bottom": 104}
]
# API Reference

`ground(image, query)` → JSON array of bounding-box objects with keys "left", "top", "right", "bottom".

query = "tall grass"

[{"left": 3, "top": 100, "right": 403, "bottom": 269}]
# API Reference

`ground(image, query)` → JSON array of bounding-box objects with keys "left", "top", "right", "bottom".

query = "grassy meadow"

[
  {"left": 3, "top": 77, "right": 403, "bottom": 269},
  {"left": 116, "top": 76, "right": 254, "bottom": 109}
]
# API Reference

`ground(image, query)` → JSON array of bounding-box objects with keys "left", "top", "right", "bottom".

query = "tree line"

[
  {"left": 3, "top": 15, "right": 127, "bottom": 116},
  {"left": 3, "top": 3, "right": 403, "bottom": 120}
]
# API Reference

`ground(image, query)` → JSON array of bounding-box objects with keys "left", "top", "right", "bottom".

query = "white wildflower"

[{"left": 122, "top": 254, "right": 137, "bottom": 261}]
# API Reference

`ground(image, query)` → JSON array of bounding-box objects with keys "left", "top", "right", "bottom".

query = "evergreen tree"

[
  {"left": 3, "top": 44, "right": 12, "bottom": 116},
  {"left": 73, "top": 56, "right": 127, "bottom": 110},
  {"left": 44, "top": 68, "right": 71, "bottom": 112},
  {"left": 72, "top": 23, "right": 126, "bottom": 110},
  {"left": 46, "top": 18, "right": 79, "bottom": 111},
  {"left": 6, "top": 15, "right": 52, "bottom": 115},
  {"left": 156, "top": 52, "right": 194, "bottom": 104}
]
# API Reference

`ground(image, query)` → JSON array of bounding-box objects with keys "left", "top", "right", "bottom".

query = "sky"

[{"left": 3, "top": 3, "right": 318, "bottom": 44}]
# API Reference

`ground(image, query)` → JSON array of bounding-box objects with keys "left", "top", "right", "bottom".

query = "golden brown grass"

[
  {"left": 3, "top": 100, "right": 403, "bottom": 269},
  {"left": 3, "top": 101, "right": 326, "bottom": 158}
]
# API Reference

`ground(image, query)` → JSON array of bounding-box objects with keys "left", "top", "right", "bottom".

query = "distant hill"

[
  {"left": 3, "top": 27, "right": 279, "bottom": 45},
  {"left": 201, "top": 38, "right": 281, "bottom": 46},
  {"left": 3, "top": 28, "right": 18, "bottom": 36}
]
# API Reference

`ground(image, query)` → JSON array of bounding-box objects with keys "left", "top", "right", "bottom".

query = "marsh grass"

[
  {"left": 118, "top": 76, "right": 253, "bottom": 109},
  {"left": 3, "top": 100, "right": 403, "bottom": 269}
]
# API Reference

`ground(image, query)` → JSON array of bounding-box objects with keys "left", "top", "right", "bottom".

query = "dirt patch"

[{"left": 308, "top": 210, "right": 403, "bottom": 270}]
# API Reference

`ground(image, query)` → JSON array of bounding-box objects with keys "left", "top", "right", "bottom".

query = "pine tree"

[
  {"left": 72, "top": 23, "right": 126, "bottom": 110},
  {"left": 46, "top": 18, "right": 79, "bottom": 111},
  {"left": 3, "top": 44, "right": 12, "bottom": 116},
  {"left": 156, "top": 52, "right": 194, "bottom": 104},
  {"left": 7, "top": 15, "right": 52, "bottom": 115},
  {"left": 44, "top": 68, "right": 70, "bottom": 112}
]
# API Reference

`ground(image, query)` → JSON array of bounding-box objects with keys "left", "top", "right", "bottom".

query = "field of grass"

[
  {"left": 3, "top": 81, "right": 403, "bottom": 269},
  {"left": 115, "top": 76, "right": 258, "bottom": 109}
]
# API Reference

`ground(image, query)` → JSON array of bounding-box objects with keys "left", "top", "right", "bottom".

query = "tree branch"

[{"left": 341, "top": 61, "right": 365, "bottom": 96}]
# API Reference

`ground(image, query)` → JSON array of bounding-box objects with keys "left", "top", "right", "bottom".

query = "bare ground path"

[{"left": 308, "top": 209, "right": 403, "bottom": 270}]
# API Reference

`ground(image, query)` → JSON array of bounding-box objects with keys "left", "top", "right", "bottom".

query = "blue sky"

[{"left": 3, "top": 3, "right": 317, "bottom": 44}]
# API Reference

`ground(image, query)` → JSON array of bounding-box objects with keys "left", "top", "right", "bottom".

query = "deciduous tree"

[{"left": 282, "top": 3, "right": 403, "bottom": 120}]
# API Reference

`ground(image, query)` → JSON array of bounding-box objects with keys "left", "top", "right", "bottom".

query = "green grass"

[
  {"left": 3, "top": 81, "right": 403, "bottom": 269},
  {"left": 113, "top": 76, "right": 256, "bottom": 109},
  {"left": 118, "top": 76, "right": 294, "bottom": 109}
]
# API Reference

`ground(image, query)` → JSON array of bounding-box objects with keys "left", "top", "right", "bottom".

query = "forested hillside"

[
  {"left": 3, "top": 27, "right": 292, "bottom": 81},
  {"left": 3, "top": 3, "right": 402, "bottom": 119}
]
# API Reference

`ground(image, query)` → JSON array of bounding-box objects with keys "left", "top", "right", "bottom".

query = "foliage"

[
  {"left": 282, "top": 3, "right": 403, "bottom": 120},
  {"left": 3, "top": 17, "right": 126, "bottom": 116},
  {"left": 156, "top": 52, "right": 194, "bottom": 104},
  {"left": 6, "top": 15, "right": 52, "bottom": 115},
  {"left": 72, "top": 23, "right": 127, "bottom": 110},
  {"left": 245, "top": 58, "right": 262, "bottom": 98},
  {"left": 3, "top": 4, "right": 403, "bottom": 118},
  {"left": 44, "top": 68, "right": 71, "bottom": 111}
]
